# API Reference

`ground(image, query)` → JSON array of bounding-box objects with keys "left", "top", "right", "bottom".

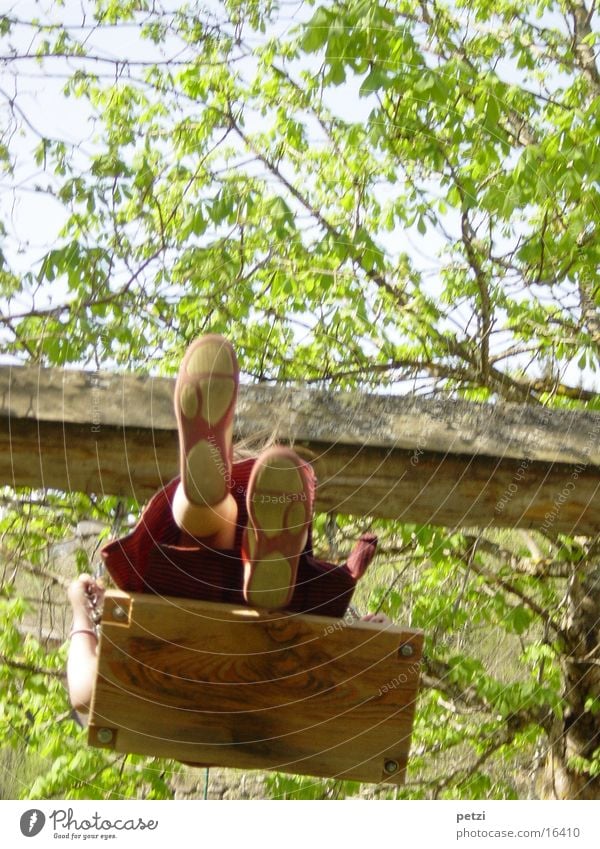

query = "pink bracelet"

[{"left": 70, "top": 628, "right": 98, "bottom": 640}]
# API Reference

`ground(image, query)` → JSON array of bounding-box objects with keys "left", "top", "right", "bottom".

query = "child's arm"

[{"left": 67, "top": 575, "right": 104, "bottom": 714}]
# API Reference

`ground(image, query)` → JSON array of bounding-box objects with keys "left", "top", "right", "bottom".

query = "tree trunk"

[{"left": 541, "top": 563, "right": 600, "bottom": 798}]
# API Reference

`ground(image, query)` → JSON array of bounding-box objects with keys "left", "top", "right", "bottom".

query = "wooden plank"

[
  {"left": 88, "top": 591, "right": 423, "bottom": 785},
  {"left": 1, "top": 364, "right": 600, "bottom": 531}
]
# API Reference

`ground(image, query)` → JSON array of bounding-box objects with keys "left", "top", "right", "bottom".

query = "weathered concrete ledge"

[{"left": 1, "top": 365, "right": 599, "bottom": 533}]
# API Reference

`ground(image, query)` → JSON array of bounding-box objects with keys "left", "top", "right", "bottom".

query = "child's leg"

[
  {"left": 172, "top": 485, "right": 238, "bottom": 547},
  {"left": 172, "top": 335, "right": 239, "bottom": 548},
  {"left": 242, "top": 447, "right": 313, "bottom": 609}
]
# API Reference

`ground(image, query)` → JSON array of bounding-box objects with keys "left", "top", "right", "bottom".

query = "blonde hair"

[{"left": 233, "top": 425, "right": 288, "bottom": 461}]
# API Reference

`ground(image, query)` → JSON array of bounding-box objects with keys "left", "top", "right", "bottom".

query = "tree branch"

[
  {"left": 0, "top": 655, "right": 65, "bottom": 680},
  {"left": 568, "top": 1, "right": 600, "bottom": 89}
]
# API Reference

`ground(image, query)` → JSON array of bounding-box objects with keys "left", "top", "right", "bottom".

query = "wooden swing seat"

[{"left": 88, "top": 591, "right": 423, "bottom": 785}]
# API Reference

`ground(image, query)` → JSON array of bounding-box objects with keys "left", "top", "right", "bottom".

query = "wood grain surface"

[
  {"left": 2, "top": 364, "right": 599, "bottom": 531},
  {"left": 88, "top": 592, "right": 424, "bottom": 785}
]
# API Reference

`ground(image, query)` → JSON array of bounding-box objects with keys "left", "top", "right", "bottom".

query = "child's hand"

[
  {"left": 68, "top": 574, "right": 105, "bottom": 618},
  {"left": 361, "top": 612, "right": 391, "bottom": 625}
]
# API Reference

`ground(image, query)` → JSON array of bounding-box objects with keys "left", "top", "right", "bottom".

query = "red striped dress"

[{"left": 101, "top": 458, "right": 376, "bottom": 618}]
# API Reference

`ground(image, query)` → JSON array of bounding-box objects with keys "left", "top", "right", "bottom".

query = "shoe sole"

[
  {"left": 174, "top": 335, "right": 239, "bottom": 506},
  {"left": 244, "top": 448, "right": 312, "bottom": 609}
]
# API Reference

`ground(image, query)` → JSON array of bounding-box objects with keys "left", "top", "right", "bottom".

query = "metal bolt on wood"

[
  {"left": 112, "top": 605, "right": 127, "bottom": 621},
  {"left": 97, "top": 728, "right": 114, "bottom": 744},
  {"left": 384, "top": 759, "right": 399, "bottom": 774},
  {"left": 400, "top": 644, "right": 414, "bottom": 657}
]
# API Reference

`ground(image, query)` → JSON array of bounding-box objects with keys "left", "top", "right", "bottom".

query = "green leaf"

[
  {"left": 301, "top": 7, "right": 330, "bottom": 52},
  {"left": 359, "top": 66, "right": 389, "bottom": 97},
  {"left": 507, "top": 605, "right": 532, "bottom": 635}
]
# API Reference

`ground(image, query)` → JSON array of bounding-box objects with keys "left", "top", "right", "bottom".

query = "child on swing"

[{"left": 67, "top": 335, "right": 385, "bottom": 713}]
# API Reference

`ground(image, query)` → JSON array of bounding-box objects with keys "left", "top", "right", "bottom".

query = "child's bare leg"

[
  {"left": 173, "top": 335, "right": 239, "bottom": 548},
  {"left": 172, "top": 485, "right": 237, "bottom": 548},
  {"left": 67, "top": 575, "right": 104, "bottom": 714}
]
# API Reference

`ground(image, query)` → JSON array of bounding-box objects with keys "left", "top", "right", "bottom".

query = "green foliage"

[
  {"left": 265, "top": 773, "right": 364, "bottom": 800},
  {"left": 0, "top": 588, "right": 176, "bottom": 800}
]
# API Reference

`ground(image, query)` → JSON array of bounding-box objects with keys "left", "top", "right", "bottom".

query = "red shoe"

[
  {"left": 174, "top": 335, "right": 239, "bottom": 506},
  {"left": 242, "top": 447, "right": 314, "bottom": 609}
]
